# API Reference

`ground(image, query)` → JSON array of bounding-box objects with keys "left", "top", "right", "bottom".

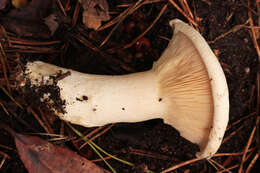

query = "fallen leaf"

[
  {"left": 0, "top": 0, "right": 53, "bottom": 38},
  {"left": 0, "top": 0, "right": 10, "bottom": 10},
  {"left": 12, "top": 0, "right": 28, "bottom": 8},
  {"left": 79, "top": 0, "right": 110, "bottom": 30},
  {"left": 0, "top": 124, "right": 107, "bottom": 173},
  {"left": 44, "top": 14, "right": 59, "bottom": 36}
]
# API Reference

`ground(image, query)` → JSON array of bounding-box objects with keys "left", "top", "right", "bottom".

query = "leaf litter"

[
  {"left": 79, "top": 0, "right": 110, "bottom": 30},
  {"left": 0, "top": 124, "right": 108, "bottom": 173}
]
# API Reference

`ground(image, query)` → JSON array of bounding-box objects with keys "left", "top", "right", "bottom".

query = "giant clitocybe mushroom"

[{"left": 18, "top": 19, "right": 229, "bottom": 159}]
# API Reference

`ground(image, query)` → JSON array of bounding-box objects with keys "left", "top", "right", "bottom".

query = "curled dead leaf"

[
  {"left": 0, "top": 0, "right": 10, "bottom": 10},
  {"left": 79, "top": 0, "right": 110, "bottom": 30},
  {"left": 0, "top": 0, "right": 53, "bottom": 38},
  {"left": 12, "top": 0, "right": 28, "bottom": 8}
]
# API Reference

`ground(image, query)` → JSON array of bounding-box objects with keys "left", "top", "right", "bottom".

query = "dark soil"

[{"left": 0, "top": 0, "right": 259, "bottom": 173}]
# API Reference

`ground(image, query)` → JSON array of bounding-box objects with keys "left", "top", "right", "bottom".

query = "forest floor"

[{"left": 0, "top": 0, "right": 259, "bottom": 172}]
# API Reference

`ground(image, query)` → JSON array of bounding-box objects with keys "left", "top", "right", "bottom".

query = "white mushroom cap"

[{"left": 154, "top": 19, "right": 229, "bottom": 158}]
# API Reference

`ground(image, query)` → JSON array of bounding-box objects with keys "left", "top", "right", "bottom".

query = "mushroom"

[{"left": 18, "top": 19, "right": 229, "bottom": 158}]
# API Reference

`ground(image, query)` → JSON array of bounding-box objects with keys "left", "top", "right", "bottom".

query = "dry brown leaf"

[
  {"left": 0, "top": 0, "right": 53, "bottom": 38},
  {"left": 79, "top": 0, "right": 110, "bottom": 30},
  {"left": 0, "top": 124, "right": 107, "bottom": 173},
  {"left": 0, "top": 0, "right": 10, "bottom": 10},
  {"left": 12, "top": 0, "right": 28, "bottom": 8}
]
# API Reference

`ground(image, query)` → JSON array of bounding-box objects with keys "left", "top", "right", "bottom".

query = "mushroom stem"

[{"left": 25, "top": 61, "right": 164, "bottom": 127}]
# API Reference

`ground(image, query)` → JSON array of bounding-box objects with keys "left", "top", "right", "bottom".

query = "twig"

[
  {"left": 79, "top": 124, "right": 114, "bottom": 149},
  {"left": 178, "top": 0, "right": 198, "bottom": 30},
  {"left": 217, "top": 164, "right": 239, "bottom": 173},
  {"left": 98, "top": 0, "right": 164, "bottom": 31},
  {"left": 0, "top": 144, "right": 13, "bottom": 150},
  {"left": 0, "top": 102, "right": 9, "bottom": 115},
  {"left": 38, "top": 107, "right": 54, "bottom": 134},
  {"left": 99, "top": 0, "right": 145, "bottom": 47},
  {"left": 238, "top": 125, "right": 256, "bottom": 173},
  {"left": 130, "top": 148, "right": 171, "bottom": 160},
  {"left": 248, "top": 0, "right": 260, "bottom": 156},
  {"left": 248, "top": 0, "right": 260, "bottom": 59},
  {"left": 72, "top": 1, "right": 80, "bottom": 27},
  {"left": 208, "top": 158, "right": 232, "bottom": 173},
  {"left": 245, "top": 153, "right": 259, "bottom": 173},
  {"left": 0, "top": 151, "right": 9, "bottom": 169},
  {"left": 214, "top": 148, "right": 255, "bottom": 157},
  {"left": 75, "top": 126, "right": 105, "bottom": 143},
  {"left": 28, "top": 107, "right": 50, "bottom": 134},
  {"left": 208, "top": 20, "right": 249, "bottom": 44},
  {"left": 222, "top": 123, "right": 246, "bottom": 144},
  {"left": 0, "top": 157, "right": 6, "bottom": 169},
  {"left": 168, "top": 0, "right": 198, "bottom": 27},
  {"left": 123, "top": 4, "right": 168, "bottom": 49},
  {"left": 226, "top": 112, "right": 256, "bottom": 131},
  {"left": 0, "top": 151, "right": 10, "bottom": 159},
  {"left": 161, "top": 157, "right": 202, "bottom": 173},
  {"left": 0, "top": 44, "right": 10, "bottom": 92},
  {"left": 4, "top": 49, "right": 60, "bottom": 54},
  {"left": 0, "top": 85, "right": 23, "bottom": 109},
  {"left": 9, "top": 37, "right": 61, "bottom": 46},
  {"left": 56, "top": 0, "right": 67, "bottom": 16},
  {"left": 91, "top": 155, "right": 115, "bottom": 162},
  {"left": 162, "top": 148, "right": 255, "bottom": 173},
  {"left": 207, "top": 159, "right": 220, "bottom": 172}
]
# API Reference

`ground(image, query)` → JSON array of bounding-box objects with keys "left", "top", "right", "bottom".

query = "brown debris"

[
  {"left": 0, "top": 0, "right": 10, "bottom": 10},
  {"left": 0, "top": 0, "right": 53, "bottom": 38},
  {"left": 79, "top": 0, "right": 110, "bottom": 30},
  {"left": 0, "top": 124, "right": 107, "bottom": 173}
]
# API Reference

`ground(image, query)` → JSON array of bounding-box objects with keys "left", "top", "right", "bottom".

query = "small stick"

[
  {"left": 214, "top": 148, "right": 255, "bottom": 157},
  {"left": 162, "top": 148, "right": 255, "bottom": 173},
  {"left": 0, "top": 151, "right": 10, "bottom": 159},
  {"left": 91, "top": 156, "right": 115, "bottom": 162},
  {"left": 56, "top": 0, "right": 67, "bottom": 16},
  {"left": 9, "top": 37, "right": 61, "bottom": 46},
  {"left": 98, "top": 0, "right": 163, "bottom": 31},
  {"left": 0, "top": 44, "right": 10, "bottom": 92},
  {"left": 168, "top": 0, "right": 198, "bottom": 27},
  {"left": 72, "top": 1, "right": 80, "bottom": 27},
  {"left": 208, "top": 21, "right": 249, "bottom": 44},
  {"left": 226, "top": 112, "right": 256, "bottom": 131},
  {"left": 207, "top": 159, "right": 220, "bottom": 172},
  {"left": 38, "top": 107, "right": 54, "bottom": 134},
  {"left": 123, "top": 4, "right": 168, "bottom": 49},
  {"left": 0, "top": 102, "right": 9, "bottom": 115},
  {"left": 130, "top": 148, "right": 171, "bottom": 160},
  {"left": 161, "top": 158, "right": 202, "bottom": 173},
  {"left": 28, "top": 107, "right": 50, "bottom": 134},
  {"left": 217, "top": 164, "right": 239, "bottom": 173},
  {"left": 208, "top": 158, "right": 232, "bottom": 173},
  {"left": 0, "top": 157, "right": 6, "bottom": 169},
  {"left": 73, "top": 126, "right": 105, "bottom": 143},
  {"left": 238, "top": 125, "right": 256, "bottom": 173},
  {"left": 54, "top": 71, "right": 71, "bottom": 82},
  {"left": 0, "top": 144, "right": 13, "bottom": 150},
  {"left": 0, "top": 85, "right": 23, "bottom": 109},
  {"left": 245, "top": 153, "right": 259, "bottom": 173},
  {"left": 65, "top": 0, "right": 71, "bottom": 11},
  {"left": 79, "top": 124, "right": 114, "bottom": 149},
  {"left": 4, "top": 49, "right": 60, "bottom": 54},
  {"left": 99, "top": 0, "right": 144, "bottom": 47},
  {"left": 222, "top": 123, "right": 246, "bottom": 144}
]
